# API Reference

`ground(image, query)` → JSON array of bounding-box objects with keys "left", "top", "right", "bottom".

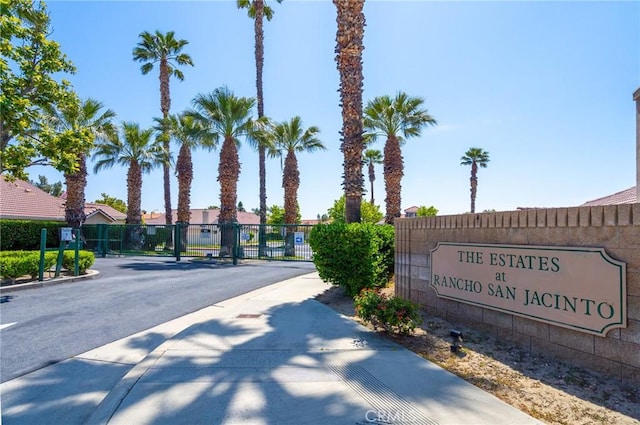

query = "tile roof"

[
  {"left": 581, "top": 186, "right": 637, "bottom": 207},
  {"left": 0, "top": 177, "right": 66, "bottom": 221},
  {"left": 1, "top": 177, "right": 128, "bottom": 223},
  {"left": 143, "top": 208, "right": 261, "bottom": 225}
]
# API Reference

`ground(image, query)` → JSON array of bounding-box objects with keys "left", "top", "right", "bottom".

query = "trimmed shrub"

[
  {"left": 354, "top": 288, "right": 422, "bottom": 335},
  {"left": 0, "top": 220, "right": 64, "bottom": 250},
  {"left": 62, "top": 250, "right": 95, "bottom": 274},
  {"left": 0, "top": 251, "right": 57, "bottom": 280},
  {"left": 309, "top": 222, "right": 395, "bottom": 297}
]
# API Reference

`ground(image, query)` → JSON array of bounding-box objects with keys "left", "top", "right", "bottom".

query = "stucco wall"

[{"left": 395, "top": 204, "right": 640, "bottom": 382}]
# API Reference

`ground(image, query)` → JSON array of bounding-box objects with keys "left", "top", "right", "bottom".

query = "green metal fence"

[{"left": 81, "top": 223, "right": 314, "bottom": 262}]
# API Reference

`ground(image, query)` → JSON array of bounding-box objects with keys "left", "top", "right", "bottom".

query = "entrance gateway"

[{"left": 431, "top": 242, "right": 627, "bottom": 336}]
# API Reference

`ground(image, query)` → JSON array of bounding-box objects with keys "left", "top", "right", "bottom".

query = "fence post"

[
  {"left": 73, "top": 228, "right": 80, "bottom": 276},
  {"left": 38, "top": 228, "right": 47, "bottom": 281},
  {"left": 232, "top": 223, "right": 239, "bottom": 265},
  {"left": 174, "top": 224, "right": 181, "bottom": 262}
]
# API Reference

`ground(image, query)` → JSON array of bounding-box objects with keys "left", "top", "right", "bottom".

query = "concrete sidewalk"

[{"left": 2, "top": 272, "right": 542, "bottom": 425}]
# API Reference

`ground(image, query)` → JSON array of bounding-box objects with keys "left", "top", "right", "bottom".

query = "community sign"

[{"left": 430, "top": 243, "right": 627, "bottom": 336}]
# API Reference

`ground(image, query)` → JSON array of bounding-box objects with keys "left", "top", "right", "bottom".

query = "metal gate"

[{"left": 81, "top": 223, "right": 314, "bottom": 262}]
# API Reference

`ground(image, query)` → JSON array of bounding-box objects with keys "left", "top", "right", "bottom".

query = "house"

[
  {"left": 404, "top": 206, "right": 419, "bottom": 218},
  {"left": 143, "top": 208, "right": 261, "bottom": 225},
  {"left": 0, "top": 177, "right": 66, "bottom": 221},
  {"left": 83, "top": 202, "right": 126, "bottom": 224},
  {"left": 0, "top": 177, "right": 126, "bottom": 224},
  {"left": 580, "top": 186, "right": 637, "bottom": 207}
]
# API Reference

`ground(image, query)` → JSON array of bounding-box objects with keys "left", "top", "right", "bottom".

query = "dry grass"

[{"left": 315, "top": 284, "right": 640, "bottom": 425}]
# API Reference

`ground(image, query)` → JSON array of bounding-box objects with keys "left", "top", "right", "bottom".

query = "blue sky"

[{"left": 32, "top": 0, "right": 639, "bottom": 219}]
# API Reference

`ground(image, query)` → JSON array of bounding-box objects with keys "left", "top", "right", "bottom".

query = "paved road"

[{"left": 0, "top": 257, "right": 316, "bottom": 382}]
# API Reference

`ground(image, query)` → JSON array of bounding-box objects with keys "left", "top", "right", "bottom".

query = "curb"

[{"left": 0, "top": 269, "right": 101, "bottom": 293}]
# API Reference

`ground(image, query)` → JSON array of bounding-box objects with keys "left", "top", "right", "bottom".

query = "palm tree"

[
  {"left": 186, "top": 87, "right": 255, "bottom": 255},
  {"left": 45, "top": 98, "right": 116, "bottom": 228},
  {"left": 460, "top": 147, "right": 490, "bottom": 213},
  {"left": 237, "top": 0, "right": 282, "bottom": 238},
  {"left": 269, "top": 116, "right": 324, "bottom": 256},
  {"left": 156, "top": 113, "right": 211, "bottom": 251},
  {"left": 334, "top": 0, "right": 365, "bottom": 223},
  {"left": 363, "top": 149, "right": 382, "bottom": 205},
  {"left": 132, "top": 30, "right": 193, "bottom": 228},
  {"left": 157, "top": 113, "right": 211, "bottom": 226},
  {"left": 364, "top": 92, "right": 437, "bottom": 224},
  {"left": 93, "top": 122, "right": 164, "bottom": 225}
]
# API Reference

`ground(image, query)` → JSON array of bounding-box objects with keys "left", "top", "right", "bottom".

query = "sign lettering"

[{"left": 430, "top": 243, "right": 627, "bottom": 336}]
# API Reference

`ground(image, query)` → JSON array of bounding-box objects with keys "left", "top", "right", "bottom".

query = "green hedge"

[
  {"left": 0, "top": 250, "right": 95, "bottom": 280},
  {"left": 309, "top": 223, "right": 395, "bottom": 297},
  {"left": 0, "top": 251, "right": 57, "bottom": 280},
  {"left": 62, "top": 250, "right": 95, "bottom": 274},
  {"left": 0, "top": 220, "right": 64, "bottom": 250}
]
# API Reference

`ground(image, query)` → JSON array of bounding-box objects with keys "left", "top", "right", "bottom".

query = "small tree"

[
  {"left": 328, "top": 195, "right": 383, "bottom": 224},
  {"left": 267, "top": 205, "right": 285, "bottom": 225},
  {"left": 94, "top": 193, "right": 127, "bottom": 214},
  {"left": 416, "top": 205, "right": 438, "bottom": 217},
  {"left": 30, "top": 176, "right": 63, "bottom": 197}
]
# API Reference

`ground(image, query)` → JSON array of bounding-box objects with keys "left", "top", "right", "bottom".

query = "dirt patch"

[{"left": 315, "top": 283, "right": 640, "bottom": 425}]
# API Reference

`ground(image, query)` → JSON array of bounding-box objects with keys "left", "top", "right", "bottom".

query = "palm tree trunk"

[
  {"left": 334, "top": 0, "right": 365, "bottom": 223},
  {"left": 470, "top": 162, "right": 478, "bottom": 213},
  {"left": 218, "top": 135, "right": 240, "bottom": 255},
  {"left": 368, "top": 160, "right": 375, "bottom": 205},
  {"left": 159, "top": 58, "right": 173, "bottom": 227},
  {"left": 254, "top": 1, "right": 269, "bottom": 256},
  {"left": 383, "top": 135, "right": 403, "bottom": 224},
  {"left": 176, "top": 143, "right": 192, "bottom": 252},
  {"left": 126, "top": 161, "right": 143, "bottom": 225},
  {"left": 64, "top": 154, "right": 87, "bottom": 228},
  {"left": 470, "top": 177, "right": 477, "bottom": 214},
  {"left": 283, "top": 150, "right": 299, "bottom": 257}
]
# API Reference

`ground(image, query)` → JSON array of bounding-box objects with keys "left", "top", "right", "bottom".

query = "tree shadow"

[{"left": 105, "top": 299, "right": 526, "bottom": 424}]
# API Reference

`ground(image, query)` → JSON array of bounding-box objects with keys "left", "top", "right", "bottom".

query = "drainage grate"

[
  {"left": 328, "top": 365, "right": 439, "bottom": 425},
  {"left": 236, "top": 313, "right": 263, "bottom": 319}
]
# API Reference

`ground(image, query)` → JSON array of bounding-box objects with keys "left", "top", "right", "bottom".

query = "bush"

[
  {"left": 309, "top": 222, "right": 395, "bottom": 297},
  {"left": 62, "top": 250, "right": 95, "bottom": 274},
  {"left": 0, "top": 220, "right": 63, "bottom": 250},
  {"left": 0, "top": 251, "right": 57, "bottom": 280},
  {"left": 354, "top": 288, "right": 422, "bottom": 335}
]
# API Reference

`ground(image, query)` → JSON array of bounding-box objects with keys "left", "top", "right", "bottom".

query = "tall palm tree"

[
  {"left": 237, "top": 0, "right": 282, "bottom": 238},
  {"left": 364, "top": 92, "right": 437, "bottom": 224},
  {"left": 363, "top": 149, "right": 382, "bottom": 205},
  {"left": 334, "top": 0, "right": 365, "bottom": 223},
  {"left": 269, "top": 116, "right": 324, "bottom": 255},
  {"left": 93, "top": 122, "right": 164, "bottom": 225},
  {"left": 132, "top": 30, "right": 193, "bottom": 227},
  {"left": 45, "top": 98, "right": 116, "bottom": 228},
  {"left": 460, "top": 147, "right": 490, "bottom": 213},
  {"left": 157, "top": 113, "right": 211, "bottom": 226},
  {"left": 186, "top": 87, "right": 255, "bottom": 255}
]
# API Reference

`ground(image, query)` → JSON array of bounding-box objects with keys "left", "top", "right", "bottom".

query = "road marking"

[{"left": 0, "top": 322, "right": 16, "bottom": 330}]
